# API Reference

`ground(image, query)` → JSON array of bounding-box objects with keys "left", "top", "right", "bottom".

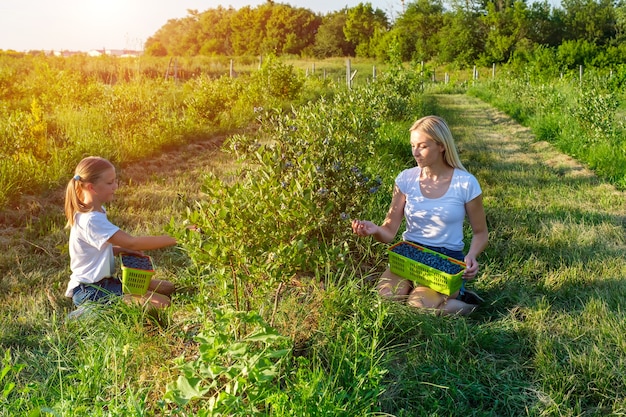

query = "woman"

[{"left": 352, "top": 116, "right": 488, "bottom": 315}]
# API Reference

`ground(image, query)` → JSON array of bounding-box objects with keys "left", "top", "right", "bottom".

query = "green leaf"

[{"left": 166, "top": 375, "right": 210, "bottom": 406}]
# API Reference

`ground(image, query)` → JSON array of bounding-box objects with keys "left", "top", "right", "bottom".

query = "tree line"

[{"left": 145, "top": 0, "right": 625, "bottom": 70}]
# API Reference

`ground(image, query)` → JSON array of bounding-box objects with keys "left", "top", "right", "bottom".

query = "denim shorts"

[
  {"left": 72, "top": 277, "right": 123, "bottom": 306},
  {"left": 409, "top": 241, "right": 465, "bottom": 262}
]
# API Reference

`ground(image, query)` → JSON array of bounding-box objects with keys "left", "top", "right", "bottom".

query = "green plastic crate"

[
  {"left": 120, "top": 254, "right": 154, "bottom": 295},
  {"left": 388, "top": 241, "right": 465, "bottom": 296}
]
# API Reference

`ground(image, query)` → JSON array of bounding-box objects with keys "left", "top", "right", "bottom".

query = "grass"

[{"left": 2, "top": 90, "right": 626, "bottom": 415}]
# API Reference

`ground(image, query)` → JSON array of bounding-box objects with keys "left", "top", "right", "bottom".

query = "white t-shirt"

[
  {"left": 396, "top": 167, "right": 482, "bottom": 252},
  {"left": 65, "top": 209, "right": 120, "bottom": 297}
]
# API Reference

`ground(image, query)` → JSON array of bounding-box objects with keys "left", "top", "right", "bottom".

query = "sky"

[{"left": 0, "top": 0, "right": 403, "bottom": 52}]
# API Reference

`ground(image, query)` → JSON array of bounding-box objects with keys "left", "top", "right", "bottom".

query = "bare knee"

[
  {"left": 440, "top": 299, "right": 477, "bottom": 316},
  {"left": 407, "top": 286, "right": 446, "bottom": 310},
  {"left": 377, "top": 269, "right": 411, "bottom": 300},
  {"left": 148, "top": 279, "right": 175, "bottom": 296},
  {"left": 124, "top": 292, "right": 171, "bottom": 309},
  {"left": 145, "top": 292, "right": 171, "bottom": 309}
]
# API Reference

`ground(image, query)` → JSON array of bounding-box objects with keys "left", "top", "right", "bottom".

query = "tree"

[
  {"left": 144, "top": 40, "right": 167, "bottom": 57},
  {"left": 262, "top": 4, "right": 321, "bottom": 55},
  {"left": 436, "top": 3, "right": 484, "bottom": 65},
  {"left": 344, "top": 3, "right": 389, "bottom": 57},
  {"left": 230, "top": 6, "right": 264, "bottom": 55},
  {"left": 391, "top": 0, "right": 444, "bottom": 61},
  {"left": 313, "top": 10, "right": 356, "bottom": 57},
  {"left": 526, "top": 0, "right": 565, "bottom": 47},
  {"left": 144, "top": 13, "right": 202, "bottom": 56},
  {"left": 197, "top": 6, "right": 235, "bottom": 55},
  {"left": 480, "top": 0, "right": 530, "bottom": 63},
  {"left": 561, "top": 0, "right": 616, "bottom": 45}
]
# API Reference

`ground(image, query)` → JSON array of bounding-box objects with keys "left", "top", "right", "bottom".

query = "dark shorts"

[
  {"left": 72, "top": 277, "right": 123, "bottom": 306},
  {"left": 409, "top": 241, "right": 465, "bottom": 262}
]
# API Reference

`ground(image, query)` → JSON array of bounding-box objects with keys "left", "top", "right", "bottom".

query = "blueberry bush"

[{"left": 172, "top": 67, "right": 426, "bottom": 313}]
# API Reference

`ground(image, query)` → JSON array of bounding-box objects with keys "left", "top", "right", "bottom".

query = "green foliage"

[
  {"left": 1, "top": 349, "right": 24, "bottom": 406},
  {"left": 557, "top": 39, "right": 600, "bottom": 68},
  {"left": 183, "top": 75, "right": 247, "bottom": 127},
  {"left": 343, "top": 3, "right": 389, "bottom": 58},
  {"left": 270, "top": 291, "right": 390, "bottom": 416},
  {"left": 6, "top": 51, "right": 626, "bottom": 417},
  {"left": 312, "top": 11, "right": 355, "bottom": 58},
  {"left": 436, "top": 7, "right": 484, "bottom": 66},
  {"left": 164, "top": 309, "right": 291, "bottom": 415},
  {"left": 250, "top": 55, "right": 305, "bottom": 102},
  {"left": 391, "top": 0, "right": 445, "bottom": 62},
  {"left": 145, "top": 4, "right": 321, "bottom": 57}
]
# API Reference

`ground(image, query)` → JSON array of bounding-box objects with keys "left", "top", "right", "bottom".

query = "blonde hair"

[
  {"left": 64, "top": 156, "right": 115, "bottom": 227},
  {"left": 409, "top": 115, "right": 466, "bottom": 171}
]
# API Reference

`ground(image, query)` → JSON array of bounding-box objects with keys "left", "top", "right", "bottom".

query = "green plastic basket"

[
  {"left": 388, "top": 241, "right": 465, "bottom": 296},
  {"left": 120, "top": 254, "right": 154, "bottom": 295}
]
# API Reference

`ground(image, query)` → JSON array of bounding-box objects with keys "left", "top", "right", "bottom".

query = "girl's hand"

[{"left": 351, "top": 219, "right": 378, "bottom": 237}]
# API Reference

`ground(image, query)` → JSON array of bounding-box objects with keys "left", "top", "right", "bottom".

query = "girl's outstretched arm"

[{"left": 108, "top": 229, "right": 177, "bottom": 252}]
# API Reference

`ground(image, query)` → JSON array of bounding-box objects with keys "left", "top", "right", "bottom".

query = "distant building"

[{"left": 87, "top": 49, "right": 142, "bottom": 57}]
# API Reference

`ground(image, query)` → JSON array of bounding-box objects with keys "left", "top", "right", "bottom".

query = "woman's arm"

[
  {"left": 463, "top": 194, "right": 488, "bottom": 279},
  {"left": 352, "top": 184, "right": 406, "bottom": 244}
]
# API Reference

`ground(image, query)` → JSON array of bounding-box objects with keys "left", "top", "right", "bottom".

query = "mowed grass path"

[{"left": 427, "top": 94, "right": 626, "bottom": 415}]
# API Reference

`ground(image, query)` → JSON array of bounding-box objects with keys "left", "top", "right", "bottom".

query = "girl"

[
  {"left": 64, "top": 156, "right": 177, "bottom": 309},
  {"left": 352, "top": 116, "right": 488, "bottom": 315}
]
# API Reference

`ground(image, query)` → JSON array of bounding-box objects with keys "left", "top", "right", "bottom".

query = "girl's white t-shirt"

[
  {"left": 65, "top": 209, "right": 120, "bottom": 297},
  {"left": 396, "top": 167, "right": 482, "bottom": 252}
]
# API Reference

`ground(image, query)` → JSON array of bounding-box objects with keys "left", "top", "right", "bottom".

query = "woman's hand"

[
  {"left": 463, "top": 256, "right": 479, "bottom": 280},
  {"left": 351, "top": 219, "right": 378, "bottom": 237}
]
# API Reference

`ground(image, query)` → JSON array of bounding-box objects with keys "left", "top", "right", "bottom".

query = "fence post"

[
  {"left": 492, "top": 63, "right": 496, "bottom": 78},
  {"left": 230, "top": 59, "right": 234, "bottom": 78},
  {"left": 372, "top": 65, "right": 376, "bottom": 81},
  {"left": 259, "top": 55, "right": 263, "bottom": 70},
  {"left": 579, "top": 65, "right": 583, "bottom": 84},
  {"left": 346, "top": 58, "right": 351, "bottom": 89}
]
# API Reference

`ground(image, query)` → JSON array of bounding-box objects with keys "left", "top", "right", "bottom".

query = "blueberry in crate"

[
  {"left": 120, "top": 254, "right": 155, "bottom": 295},
  {"left": 121, "top": 254, "right": 153, "bottom": 271},
  {"left": 390, "top": 243, "right": 463, "bottom": 275},
  {"left": 387, "top": 241, "right": 465, "bottom": 295}
]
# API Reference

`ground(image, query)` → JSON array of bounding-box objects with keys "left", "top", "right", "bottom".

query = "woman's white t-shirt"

[
  {"left": 396, "top": 167, "right": 482, "bottom": 252},
  {"left": 65, "top": 209, "right": 120, "bottom": 297}
]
